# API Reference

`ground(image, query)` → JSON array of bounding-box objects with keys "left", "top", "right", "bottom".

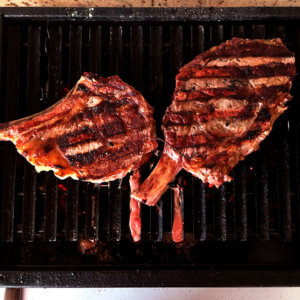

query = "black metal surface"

[
  {"left": 1, "top": 23, "right": 20, "bottom": 243},
  {"left": 43, "top": 24, "right": 61, "bottom": 242},
  {"left": 0, "top": 7, "right": 300, "bottom": 22},
  {"left": 0, "top": 7, "right": 299, "bottom": 287},
  {"left": 0, "top": 240, "right": 299, "bottom": 287},
  {"left": 3, "top": 268, "right": 300, "bottom": 288},
  {"left": 22, "top": 25, "right": 40, "bottom": 242}
]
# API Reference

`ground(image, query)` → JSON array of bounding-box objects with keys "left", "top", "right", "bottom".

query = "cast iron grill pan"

[{"left": 0, "top": 7, "right": 299, "bottom": 287}]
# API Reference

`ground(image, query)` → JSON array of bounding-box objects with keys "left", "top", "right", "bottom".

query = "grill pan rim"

[
  {"left": 0, "top": 7, "right": 300, "bottom": 22},
  {"left": 2, "top": 268, "right": 300, "bottom": 287}
]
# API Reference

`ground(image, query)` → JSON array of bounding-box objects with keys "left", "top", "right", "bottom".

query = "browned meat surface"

[
  {"left": 132, "top": 38, "right": 296, "bottom": 206},
  {"left": 0, "top": 72, "right": 157, "bottom": 183}
]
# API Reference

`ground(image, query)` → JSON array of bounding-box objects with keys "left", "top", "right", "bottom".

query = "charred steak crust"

[
  {"left": 132, "top": 37, "right": 296, "bottom": 206},
  {"left": 0, "top": 72, "right": 157, "bottom": 183},
  {"left": 165, "top": 37, "right": 296, "bottom": 186}
]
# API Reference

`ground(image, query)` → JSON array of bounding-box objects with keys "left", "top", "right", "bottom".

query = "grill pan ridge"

[{"left": 0, "top": 7, "right": 299, "bottom": 287}]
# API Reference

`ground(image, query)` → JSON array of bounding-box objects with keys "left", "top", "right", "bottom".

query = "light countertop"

[{"left": 1, "top": 0, "right": 299, "bottom": 7}]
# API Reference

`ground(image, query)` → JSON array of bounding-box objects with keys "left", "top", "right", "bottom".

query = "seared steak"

[
  {"left": 132, "top": 38, "right": 296, "bottom": 205},
  {"left": 0, "top": 72, "right": 157, "bottom": 183}
]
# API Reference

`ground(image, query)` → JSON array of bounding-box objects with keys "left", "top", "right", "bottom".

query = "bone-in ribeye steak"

[
  {"left": 132, "top": 38, "right": 296, "bottom": 206},
  {"left": 0, "top": 72, "right": 157, "bottom": 183}
]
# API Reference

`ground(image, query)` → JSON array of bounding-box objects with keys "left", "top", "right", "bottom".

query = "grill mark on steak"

[
  {"left": 12, "top": 110, "right": 71, "bottom": 139},
  {"left": 66, "top": 147, "right": 102, "bottom": 166},
  {"left": 15, "top": 94, "right": 126, "bottom": 144},
  {"left": 132, "top": 38, "right": 296, "bottom": 205},
  {"left": 201, "top": 40, "right": 293, "bottom": 60},
  {"left": 16, "top": 118, "right": 68, "bottom": 146},
  {"left": 168, "top": 39, "right": 294, "bottom": 161},
  {"left": 70, "top": 98, "right": 132, "bottom": 124},
  {"left": 58, "top": 126, "right": 100, "bottom": 149},
  {"left": 176, "top": 119, "right": 268, "bottom": 152},
  {"left": 174, "top": 82, "right": 291, "bottom": 101},
  {"left": 179, "top": 76, "right": 289, "bottom": 91},
  {"left": 0, "top": 72, "right": 158, "bottom": 184},
  {"left": 165, "top": 41, "right": 293, "bottom": 153},
  {"left": 58, "top": 117, "right": 140, "bottom": 156},
  {"left": 66, "top": 139, "right": 144, "bottom": 167},
  {"left": 180, "top": 77, "right": 246, "bottom": 90},
  {"left": 181, "top": 56, "right": 295, "bottom": 72},
  {"left": 178, "top": 63, "right": 295, "bottom": 80},
  {"left": 80, "top": 152, "right": 147, "bottom": 182},
  {"left": 166, "top": 119, "right": 266, "bottom": 149},
  {"left": 164, "top": 102, "right": 256, "bottom": 126}
]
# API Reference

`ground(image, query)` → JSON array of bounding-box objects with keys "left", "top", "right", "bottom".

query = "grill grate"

[
  {"left": 0, "top": 7, "right": 299, "bottom": 287},
  {"left": 0, "top": 21, "right": 299, "bottom": 242},
  {"left": 0, "top": 20, "right": 299, "bottom": 243}
]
